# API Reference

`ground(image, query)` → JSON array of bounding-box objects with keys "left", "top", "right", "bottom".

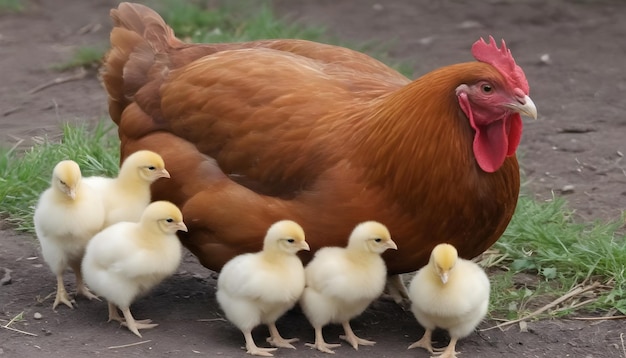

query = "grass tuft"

[
  {"left": 0, "top": 0, "right": 23, "bottom": 13},
  {"left": 0, "top": 121, "right": 119, "bottom": 232},
  {"left": 483, "top": 195, "right": 626, "bottom": 318},
  {"left": 52, "top": 46, "right": 106, "bottom": 71}
]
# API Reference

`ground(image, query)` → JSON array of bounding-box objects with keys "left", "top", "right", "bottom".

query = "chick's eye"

[
  {"left": 374, "top": 238, "right": 382, "bottom": 243},
  {"left": 166, "top": 218, "right": 174, "bottom": 223},
  {"left": 481, "top": 84, "right": 493, "bottom": 94},
  {"left": 287, "top": 239, "right": 295, "bottom": 243},
  {"left": 148, "top": 166, "right": 156, "bottom": 171}
]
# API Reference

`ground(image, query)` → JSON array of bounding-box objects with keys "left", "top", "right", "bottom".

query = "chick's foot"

[
  {"left": 339, "top": 321, "right": 375, "bottom": 350},
  {"left": 408, "top": 329, "right": 435, "bottom": 353},
  {"left": 53, "top": 276, "right": 75, "bottom": 310}
]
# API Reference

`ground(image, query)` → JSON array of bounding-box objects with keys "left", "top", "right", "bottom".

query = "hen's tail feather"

[{"left": 102, "top": 2, "right": 181, "bottom": 124}]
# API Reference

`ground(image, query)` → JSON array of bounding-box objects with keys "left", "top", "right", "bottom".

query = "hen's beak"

[{"left": 508, "top": 95, "right": 537, "bottom": 120}]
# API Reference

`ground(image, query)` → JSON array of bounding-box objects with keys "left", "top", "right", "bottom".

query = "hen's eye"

[
  {"left": 374, "top": 238, "right": 382, "bottom": 243},
  {"left": 287, "top": 239, "right": 295, "bottom": 243},
  {"left": 481, "top": 84, "right": 493, "bottom": 93},
  {"left": 166, "top": 218, "right": 174, "bottom": 223}
]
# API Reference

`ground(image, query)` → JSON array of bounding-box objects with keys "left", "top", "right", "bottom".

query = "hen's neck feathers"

[{"left": 353, "top": 62, "right": 512, "bottom": 208}]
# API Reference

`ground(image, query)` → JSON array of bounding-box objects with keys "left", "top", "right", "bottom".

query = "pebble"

[
  {"left": 33, "top": 312, "right": 42, "bottom": 320},
  {"left": 561, "top": 185, "right": 575, "bottom": 194}
]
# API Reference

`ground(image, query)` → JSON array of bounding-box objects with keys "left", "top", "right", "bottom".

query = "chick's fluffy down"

[
  {"left": 302, "top": 246, "right": 387, "bottom": 324},
  {"left": 409, "top": 257, "right": 489, "bottom": 338},
  {"left": 81, "top": 221, "right": 183, "bottom": 308},
  {"left": 217, "top": 252, "right": 305, "bottom": 326}
]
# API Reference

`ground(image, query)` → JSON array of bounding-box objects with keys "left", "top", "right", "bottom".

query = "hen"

[
  {"left": 408, "top": 243, "right": 490, "bottom": 358},
  {"left": 216, "top": 220, "right": 310, "bottom": 357},
  {"left": 81, "top": 201, "right": 187, "bottom": 337},
  {"left": 33, "top": 160, "right": 104, "bottom": 309},
  {"left": 83, "top": 150, "right": 169, "bottom": 227},
  {"left": 103, "top": 3, "right": 537, "bottom": 275},
  {"left": 300, "top": 221, "right": 397, "bottom": 353}
]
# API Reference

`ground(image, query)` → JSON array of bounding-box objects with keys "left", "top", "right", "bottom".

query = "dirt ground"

[{"left": 1, "top": 0, "right": 625, "bottom": 357}]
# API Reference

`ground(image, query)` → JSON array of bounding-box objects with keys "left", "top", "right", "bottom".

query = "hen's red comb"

[{"left": 472, "top": 36, "right": 529, "bottom": 94}]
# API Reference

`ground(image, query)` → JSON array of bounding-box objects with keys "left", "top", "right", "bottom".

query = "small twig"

[
  {"left": 197, "top": 318, "right": 227, "bottom": 322},
  {"left": 620, "top": 333, "right": 625, "bottom": 358},
  {"left": 2, "top": 312, "right": 37, "bottom": 337},
  {"left": 571, "top": 315, "right": 626, "bottom": 321},
  {"left": 27, "top": 68, "right": 87, "bottom": 95},
  {"left": 482, "top": 282, "right": 601, "bottom": 331},
  {"left": 551, "top": 298, "right": 597, "bottom": 313},
  {"left": 1, "top": 324, "right": 38, "bottom": 337},
  {"left": 107, "top": 340, "right": 151, "bottom": 349}
]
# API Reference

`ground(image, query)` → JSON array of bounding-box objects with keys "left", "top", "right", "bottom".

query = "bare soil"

[{"left": 1, "top": 0, "right": 624, "bottom": 357}]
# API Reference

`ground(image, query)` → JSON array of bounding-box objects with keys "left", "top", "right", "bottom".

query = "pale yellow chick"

[
  {"left": 300, "top": 221, "right": 397, "bottom": 354},
  {"left": 408, "top": 243, "right": 490, "bottom": 358},
  {"left": 216, "top": 220, "right": 310, "bottom": 357},
  {"left": 83, "top": 150, "right": 169, "bottom": 227},
  {"left": 81, "top": 201, "right": 187, "bottom": 337},
  {"left": 34, "top": 160, "right": 105, "bottom": 310}
]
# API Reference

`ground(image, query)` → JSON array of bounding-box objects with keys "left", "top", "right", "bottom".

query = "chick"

[
  {"left": 34, "top": 160, "right": 105, "bottom": 310},
  {"left": 216, "top": 220, "right": 310, "bottom": 357},
  {"left": 83, "top": 150, "right": 169, "bottom": 227},
  {"left": 81, "top": 201, "right": 187, "bottom": 337},
  {"left": 300, "top": 221, "right": 397, "bottom": 354},
  {"left": 408, "top": 243, "right": 490, "bottom": 358}
]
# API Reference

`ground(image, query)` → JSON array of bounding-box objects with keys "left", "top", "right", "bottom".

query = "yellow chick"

[
  {"left": 33, "top": 160, "right": 105, "bottom": 310},
  {"left": 300, "top": 221, "right": 397, "bottom": 354},
  {"left": 81, "top": 201, "right": 187, "bottom": 337},
  {"left": 216, "top": 220, "right": 310, "bottom": 357},
  {"left": 83, "top": 150, "right": 169, "bottom": 227},
  {"left": 408, "top": 243, "right": 490, "bottom": 358}
]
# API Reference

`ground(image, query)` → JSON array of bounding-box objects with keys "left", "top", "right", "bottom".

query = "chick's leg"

[
  {"left": 108, "top": 302, "right": 124, "bottom": 323},
  {"left": 408, "top": 328, "right": 435, "bottom": 353},
  {"left": 339, "top": 321, "right": 376, "bottom": 350},
  {"left": 69, "top": 262, "right": 100, "bottom": 301},
  {"left": 432, "top": 337, "right": 459, "bottom": 358},
  {"left": 52, "top": 274, "right": 74, "bottom": 310},
  {"left": 265, "top": 323, "right": 298, "bottom": 349},
  {"left": 243, "top": 330, "right": 277, "bottom": 357},
  {"left": 120, "top": 307, "right": 158, "bottom": 338},
  {"left": 305, "top": 326, "right": 341, "bottom": 354}
]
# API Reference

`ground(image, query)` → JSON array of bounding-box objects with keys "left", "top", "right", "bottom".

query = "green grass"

[
  {"left": 52, "top": 46, "right": 107, "bottom": 71},
  {"left": 0, "top": 0, "right": 23, "bottom": 13},
  {"left": 484, "top": 196, "right": 626, "bottom": 318},
  {"left": 0, "top": 122, "right": 119, "bottom": 232},
  {"left": 1, "top": 0, "right": 624, "bottom": 321},
  {"left": 156, "top": 0, "right": 412, "bottom": 76}
]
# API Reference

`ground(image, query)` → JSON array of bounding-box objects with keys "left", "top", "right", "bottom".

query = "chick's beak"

[
  {"left": 159, "top": 169, "right": 171, "bottom": 179},
  {"left": 300, "top": 241, "right": 311, "bottom": 251},
  {"left": 509, "top": 94, "right": 538, "bottom": 120},
  {"left": 68, "top": 188, "right": 76, "bottom": 200},
  {"left": 440, "top": 271, "right": 449, "bottom": 284},
  {"left": 177, "top": 222, "right": 188, "bottom": 232},
  {"left": 387, "top": 239, "right": 398, "bottom": 250}
]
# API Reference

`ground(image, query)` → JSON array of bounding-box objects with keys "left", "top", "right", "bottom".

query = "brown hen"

[{"left": 102, "top": 2, "right": 537, "bottom": 275}]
